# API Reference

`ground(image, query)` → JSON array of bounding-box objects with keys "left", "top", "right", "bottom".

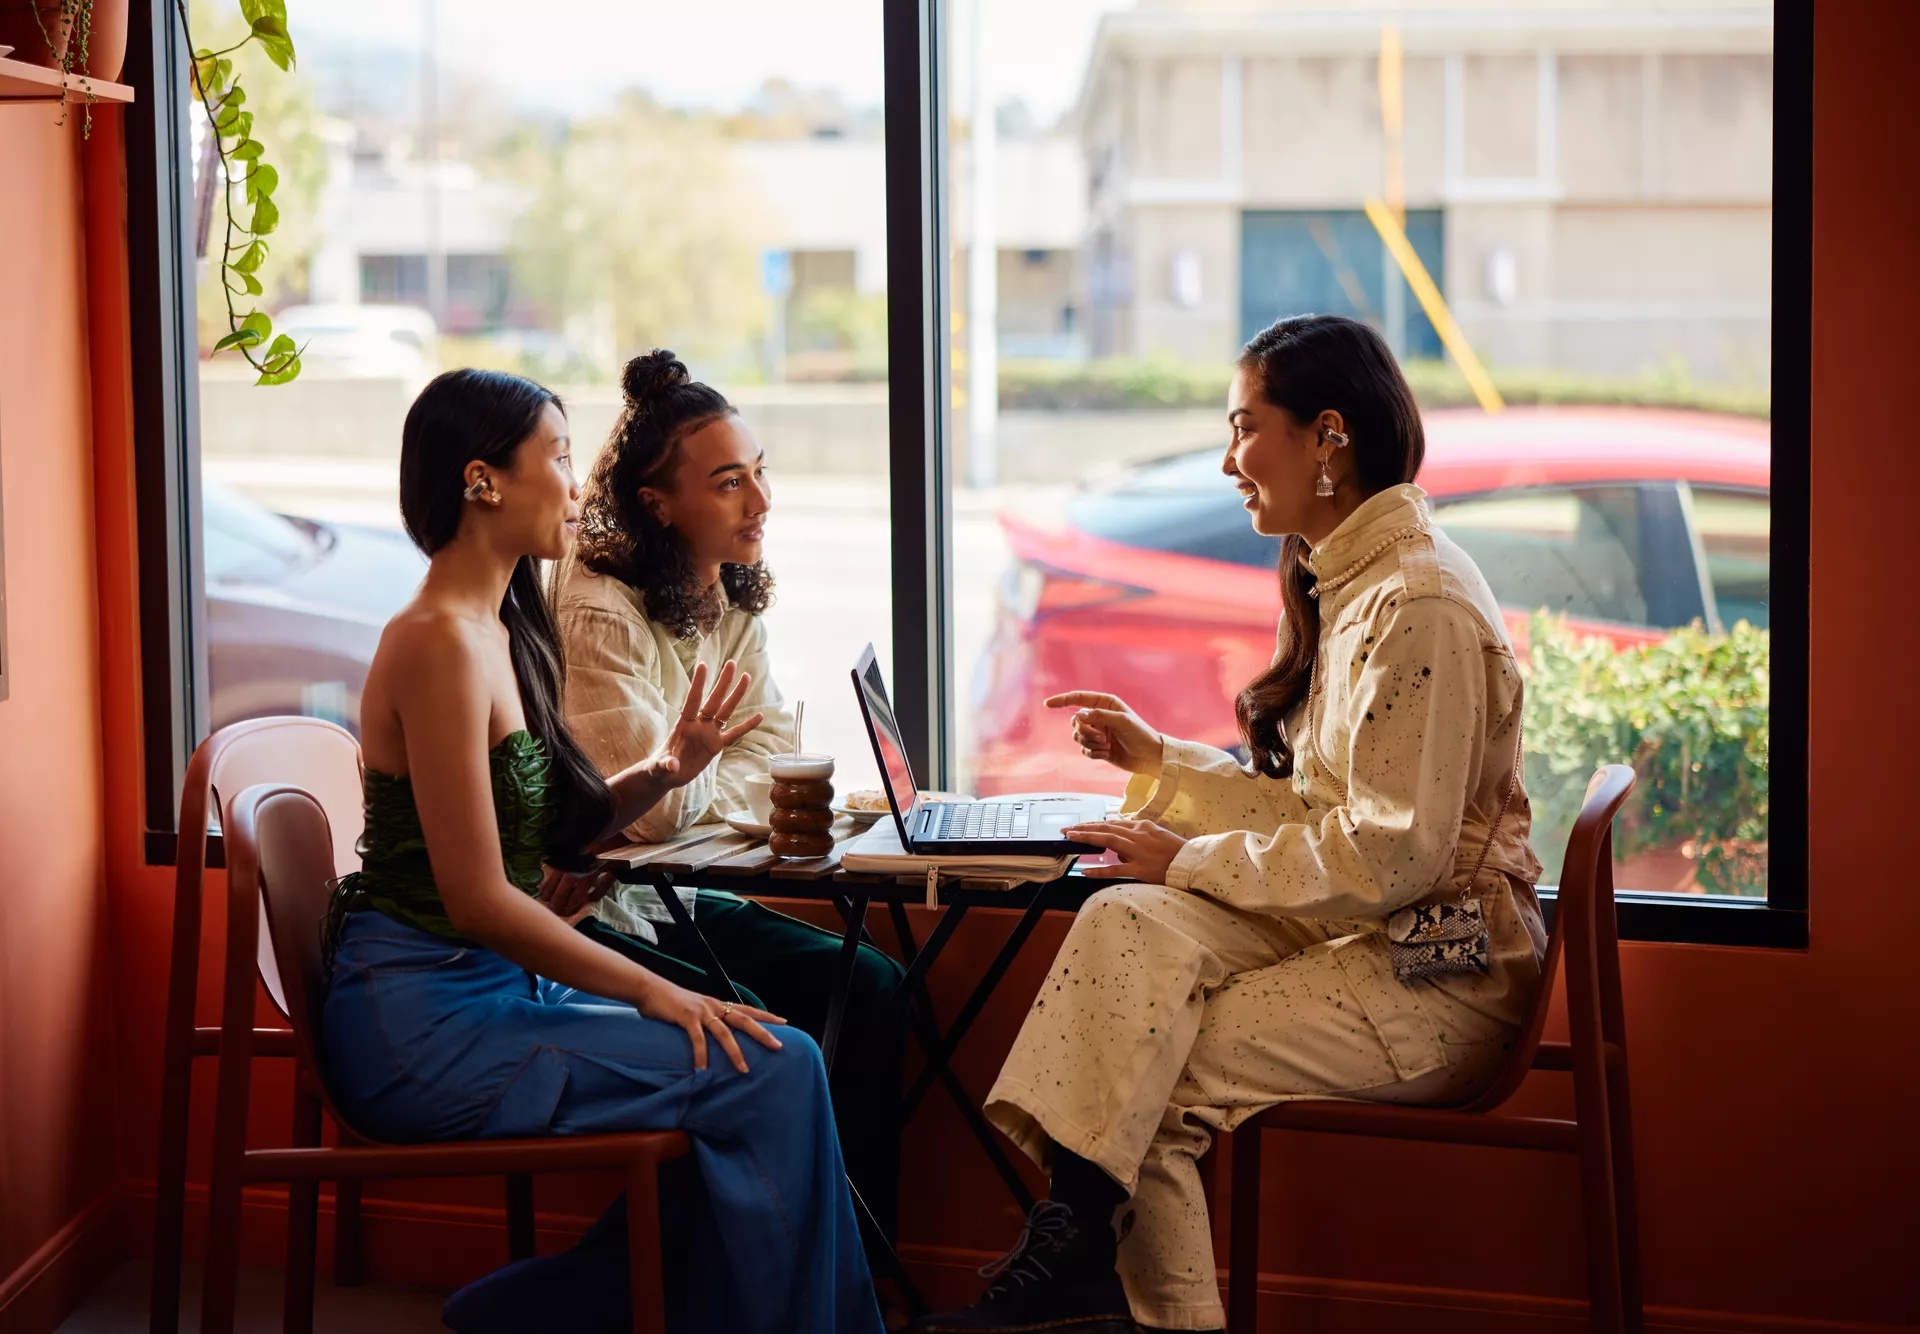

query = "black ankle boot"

[{"left": 909, "top": 1199, "right": 1135, "bottom": 1333}]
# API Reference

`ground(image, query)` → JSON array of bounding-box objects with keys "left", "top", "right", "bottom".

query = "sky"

[{"left": 293, "top": 0, "right": 1125, "bottom": 123}]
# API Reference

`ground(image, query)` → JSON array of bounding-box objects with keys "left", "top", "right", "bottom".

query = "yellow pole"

[
  {"left": 1378, "top": 24, "right": 1404, "bottom": 229},
  {"left": 1363, "top": 197, "right": 1505, "bottom": 414}
]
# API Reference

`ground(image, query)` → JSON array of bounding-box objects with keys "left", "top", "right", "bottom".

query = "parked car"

[
  {"left": 969, "top": 408, "right": 1771, "bottom": 796},
  {"left": 203, "top": 481, "right": 423, "bottom": 732},
  {"left": 269, "top": 303, "right": 439, "bottom": 381}
]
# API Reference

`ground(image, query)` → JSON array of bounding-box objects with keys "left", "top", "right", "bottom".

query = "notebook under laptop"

[{"left": 851, "top": 644, "right": 1106, "bottom": 856}]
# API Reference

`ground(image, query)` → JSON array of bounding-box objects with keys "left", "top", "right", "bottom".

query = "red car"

[{"left": 969, "top": 408, "right": 1771, "bottom": 797}]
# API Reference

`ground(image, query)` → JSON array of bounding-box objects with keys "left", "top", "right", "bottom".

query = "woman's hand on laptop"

[
  {"left": 1046, "top": 691, "right": 1164, "bottom": 776},
  {"left": 1061, "top": 818, "right": 1186, "bottom": 885},
  {"left": 660, "top": 659, "right": 766, "bottom": 787}
]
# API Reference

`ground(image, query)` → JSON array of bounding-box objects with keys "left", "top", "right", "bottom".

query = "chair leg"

[
  {"left": 1226, "top": 1127, "right": 1264, "bottom": 1334},
  {"left": 627, "top": 1160, "right": 670, "bottom": 1334},
  {"left": 506, "top": 1172, "right": 537, "bottom": 1261},
  {"left": 334, "top": 1179, "right": 364, "bottom": 1287},
  {"left": 283, "top": 1089, "right": 322, "bottom": 1334},
  {"left": 1608, "top": 1066, "right": 1646, "bottom": 1333},
  {"left": 199, "top": 1118, "right": 247, "bottom": 1334},
  {"left": 149, "top": 1037, "right": 197, "bottom": 1334},
  {"left": 1574, "top": 1101, "right": 1626, "bottom": 1334}
]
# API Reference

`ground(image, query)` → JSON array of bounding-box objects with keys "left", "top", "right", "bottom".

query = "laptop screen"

[{"left": 852, "top": 646, "right": 920, "bottom": 843}]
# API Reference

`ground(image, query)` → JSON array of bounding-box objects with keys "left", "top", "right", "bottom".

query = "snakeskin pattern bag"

[{"left": 1383, "top": 719, "right": 1524, "bottom": 983}]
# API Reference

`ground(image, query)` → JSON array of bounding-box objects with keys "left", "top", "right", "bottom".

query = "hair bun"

[{"left": 621, "top": 350, "right": 689, "bottom": 407}]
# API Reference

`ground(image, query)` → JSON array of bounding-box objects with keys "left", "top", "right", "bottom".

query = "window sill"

[{"left": 147, "top": 829, "right": 1809, "bottom": 949}]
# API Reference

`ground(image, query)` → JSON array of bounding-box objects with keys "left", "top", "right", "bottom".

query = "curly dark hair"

[{"left": 574, "top": 349, "right": 775, "bottom": 639}]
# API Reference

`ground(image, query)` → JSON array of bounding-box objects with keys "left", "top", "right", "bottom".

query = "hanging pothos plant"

[{"left": 177, "top": 0, "right": 302, "bottom": 384}]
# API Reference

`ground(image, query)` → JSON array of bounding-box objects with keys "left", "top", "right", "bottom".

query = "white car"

[{"left": 271, "top": 303, "right": 439, "bottom": 381}]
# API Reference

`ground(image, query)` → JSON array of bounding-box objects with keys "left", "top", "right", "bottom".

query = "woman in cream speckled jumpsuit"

[{"left": 914, "top": 315, "right": 1547, "bottom": 1334}]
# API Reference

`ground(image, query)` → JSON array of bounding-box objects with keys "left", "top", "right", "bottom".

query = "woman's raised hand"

[
  {"left": 1045, "top": 690, "right": 1164, "bottom": 776},
  {"left": 659, "top": 659, "right": 766, "bottom": 787},
  {"left": 635, "top": 975, "right": 787, "bottom": 1074}
]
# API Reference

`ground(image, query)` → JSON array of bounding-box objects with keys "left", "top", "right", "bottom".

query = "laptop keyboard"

[{"left": 928, "top": 801, "right": 1031, "bottom": 841}]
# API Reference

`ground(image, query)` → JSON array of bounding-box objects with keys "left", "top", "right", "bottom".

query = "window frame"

[{"left": 130, "top": 0, "right": 1812, "bottom": 950}]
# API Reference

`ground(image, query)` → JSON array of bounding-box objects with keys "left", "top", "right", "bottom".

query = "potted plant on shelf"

[{"left": 0, "top": 0, "right": 128, "bottom": 83}]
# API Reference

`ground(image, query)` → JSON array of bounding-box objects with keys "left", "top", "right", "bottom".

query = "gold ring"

[{"left": 721, "top": 1002, "right": 734, "bottom": 1019}]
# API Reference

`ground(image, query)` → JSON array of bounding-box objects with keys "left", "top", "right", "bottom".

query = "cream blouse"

[{"left": 554, "top": 555, "right": 795, "bottom": 939}]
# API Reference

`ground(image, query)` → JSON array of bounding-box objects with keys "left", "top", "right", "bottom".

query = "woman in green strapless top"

[{"left": 319, "top": 368, "right": 883, "bottom": 1334}]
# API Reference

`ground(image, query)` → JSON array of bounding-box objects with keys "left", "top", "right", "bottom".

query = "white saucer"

[
  {"left": 831, "top": 804, "right": 886, "bottom": 825},
  {"left": 722, "top": 810, "right": 773, "bottom": 839}
]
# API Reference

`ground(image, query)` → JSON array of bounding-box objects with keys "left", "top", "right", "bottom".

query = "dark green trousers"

[{"left": 577, "top": 891, "right": 907, "bottom": 1245}]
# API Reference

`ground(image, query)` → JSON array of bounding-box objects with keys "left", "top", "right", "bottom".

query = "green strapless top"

[{"left": 326, "top": 729, "right": 552, "bottom": 951}]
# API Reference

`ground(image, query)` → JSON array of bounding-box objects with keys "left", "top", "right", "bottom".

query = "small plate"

[
  {"left": 831, "top": 803, "right": 886, "bottom": 825},
  {"left": 722, "top": 810, "right": 773, "bottom": 840}
]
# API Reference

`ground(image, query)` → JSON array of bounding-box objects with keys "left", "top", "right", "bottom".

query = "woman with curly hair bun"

[{"left": 554, "top": 349, "right": 908, "bottom": 1274}]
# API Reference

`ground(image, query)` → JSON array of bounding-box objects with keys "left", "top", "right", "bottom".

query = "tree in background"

[
  {"left": 189, "top": 0, "right": 327, "bottom": 361},
  {"left": 503, "top": 93, "right": 770, "bottom": 377}
]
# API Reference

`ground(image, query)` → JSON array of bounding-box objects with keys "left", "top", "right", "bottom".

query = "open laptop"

[{"left": 852, "top": 644, "right": 1107, "bottom": 855}]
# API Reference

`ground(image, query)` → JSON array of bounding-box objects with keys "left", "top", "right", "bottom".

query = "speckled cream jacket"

[{"left": 1122, "top": 481, "right": 1546, "bottom": 1066}]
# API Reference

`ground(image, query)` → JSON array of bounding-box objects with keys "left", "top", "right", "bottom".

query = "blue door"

[{"left": 1239, "top": 209, "right": 1445, "bottom": 359}]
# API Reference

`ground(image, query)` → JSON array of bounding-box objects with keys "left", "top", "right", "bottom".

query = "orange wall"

[
  {"left": 10, "top": 2, "right": 1918, "bottom": 1330},
  {"left": 0, "top": 111, "right": 124, "bottom": 1329}
]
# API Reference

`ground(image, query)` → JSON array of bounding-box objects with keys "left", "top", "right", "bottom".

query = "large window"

[
  {"left": 177, "top": 0, "right": 894, "bottom": 796},
  {"left": 131, "top": 0, "right": 1810, "bottom": 944},
  {"left": 940, "top": 0, "right": 1801, "bottom": 932}
]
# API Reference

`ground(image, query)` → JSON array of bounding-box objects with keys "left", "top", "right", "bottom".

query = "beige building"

[{"left": 1074, "top": 0, "right": 1774, "bottom": 384}]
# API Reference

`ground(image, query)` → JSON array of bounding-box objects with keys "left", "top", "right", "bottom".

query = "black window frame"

[{"left": 129, "top": 0, "right": 1812, "bottom": 949}]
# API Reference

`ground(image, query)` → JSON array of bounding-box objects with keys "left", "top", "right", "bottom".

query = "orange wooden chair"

[
  {"left": 1225, "top": 765, "right": 1643, "bottom": 1334},
  {"left": 204, "top": 781, "right": 688, "bottom": 1334},
  {"left": 149, "top": 718, "right": 539, "bottom": 1333},
  {"left": 150, "top": 718, "right": 367, "bottom": 1334}
]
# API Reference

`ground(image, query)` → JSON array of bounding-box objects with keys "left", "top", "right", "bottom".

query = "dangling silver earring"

[{"left": 1315, "top": 456, "right": 1336, "bottom": 498}]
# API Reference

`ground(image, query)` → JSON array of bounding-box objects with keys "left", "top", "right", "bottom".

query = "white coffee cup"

[{"left": 741, "top": 772, "right": 775, "bottom": 824}]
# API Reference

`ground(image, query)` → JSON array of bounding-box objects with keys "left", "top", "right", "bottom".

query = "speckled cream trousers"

[{"left": 984, "top": 882, "right": 1521, "bottom": 1331}]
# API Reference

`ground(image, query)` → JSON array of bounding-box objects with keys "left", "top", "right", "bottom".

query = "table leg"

[
  {"left": 649, "top": 873, "right": 744, "bottom": 1003},
  {"left": 820, "top": 889, "right": 870, "bottom": 1075},
  {"left": 884, "top": 900, "right": 1039, "bottom": 1213},
  {"left": 902, "top": 884, "right": 1053, "bottom": 1119}
]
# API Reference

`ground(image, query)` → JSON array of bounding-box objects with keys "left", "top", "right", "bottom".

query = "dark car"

[{"left": 203, "top": 482, "right": 423, "bottom": 732}]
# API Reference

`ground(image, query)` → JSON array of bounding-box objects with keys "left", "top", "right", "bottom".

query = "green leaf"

[
  {"left": 238, "top": 0, "right": 267, "bottom": 23},
  {"left": 213, "top": 326, "right": 265, "bottom": 352},
  {"left": 256, "top": 355, "right": 302, "bottom": 387},
  {"left": 257, "top": 33, "right": 296, "bottom": 72},
  {"left": 245, "top": 162, "right": 278, "bottom": 206},
  {"left": 232, "top": 240, "right": 267, "bottom": 273},
  {"left": 240, "top": 271, "right": 264, "bottom": 296},
  {"left": 221, "top": 85, "right": 246, "bottom": 109},
  {"left": 250, "top": 15, "right": 288, "bottom": 40},
  {"left": 231, "top": 111, "right": 254, "bottom": 144},
  {"left": 217, "top": 57, "right": 233, "bottom": 87},
  {"left": 241, "top": 311, "right": 271, "bottom": 339},
  {"left": 214, "top": 103, "right": 240, "bottom": 132},
  {"left": 232, "top": 139, "right": 264, "bottom": 160},
  {"left": 250, "top": 194, "right": 280, "bottom": 236},
  {"left": 265, "top": 333, "right": 297, "bottom": 360}
]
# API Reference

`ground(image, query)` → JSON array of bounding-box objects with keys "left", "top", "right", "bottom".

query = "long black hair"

[
  {"left": 574, "top": 349, "right": 775, "bottom": 639},
  {"left": 1234, "top": 314, "right": 1426, "bottom": 778},
  {"left": 399, "top": 368, "right": 613, "bottom": 867}
]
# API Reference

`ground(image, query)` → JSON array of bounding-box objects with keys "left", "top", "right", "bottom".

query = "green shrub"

[{"left": 1519, "top": 614, "right": 1769, "bottom": 896}]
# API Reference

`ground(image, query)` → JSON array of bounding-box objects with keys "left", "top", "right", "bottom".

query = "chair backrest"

[
  {"left": 1460, "top": 763, "right": 1637, "bottom": 1114},
  {"left": 176, "top": 717, "right": 363, "bottom": 1018},
  {"left": 222, "top": 782, "right": 347, "bottom": 1124}
]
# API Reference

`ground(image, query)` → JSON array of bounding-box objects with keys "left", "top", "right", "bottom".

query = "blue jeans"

[{"left": 321, "top": 911, "right": 883, "bottom": 1334}]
